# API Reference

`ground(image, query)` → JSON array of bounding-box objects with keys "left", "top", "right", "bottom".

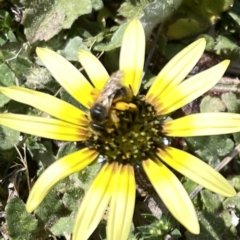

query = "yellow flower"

[{"left": 0, "top": 19, "right": 238, "bottom": 239}]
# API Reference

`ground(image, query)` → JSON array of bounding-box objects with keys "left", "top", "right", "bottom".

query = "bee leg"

[
  {"left": 89, "top": 122, "right": 107, "bottom": 134},
  {"left": 109, "top": 110, "right": 120, "bottom": 129},
  {"left": 128, "top": 103, "right": 138, "bottom": 111},
  {"left": 113, "top": 102, "right": 138, "bottom": 111}
]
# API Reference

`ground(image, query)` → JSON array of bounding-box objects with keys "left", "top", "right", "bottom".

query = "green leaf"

[
  {"left": 221, "top": 209, "right": 233, "bottom": 228},
  {"left": 222, "top": 196, "right": 240, "bottom": 238},
  {"left": 170, "top": 228, "right": 182, "bottom": 237},
  {"left": 221, "top": 92, "right": 240, "bottom": 113},
  {"left": 0, "top": 34, "right": 8, "bottom": 46},
  {"left": 200, "top": 96, "right": 226, "bottom": 113},
  {"left": 91, "top": 0, "right": 103, "bottom": 10},
  {"left": 233, "top": 132, "right": 240, "bottom": 145},
  {"left": 0, "top": 63, "right": 16, "bottom": 107},
  {"left": 214, "top": 35, "right": 240, "bottom": 59},
  {"left": 0, "top": 10, "right": 12, "bottom": 29},
  {"left": 164, "top": 0, "right": 233, "bottom": 40},
  {"left": 50, "top": 216, "right": 74, "bottom": 237},
  {"left": 91, "top": 0, "right": 182, "bottom": 51},
  {"left": 78, "top": 162, "right": 101, "bottom": 187},
  {"left": 26, "top": 135, "right": 43, "bottom": 157},
  {"left": 59, "top": 36, "right": 88, "bottom": 61},
  {"left": 31, "top": 140, "right": 56, "bottom": 168},
  {"left": 228, "top": 0, "right": 240, "bottom": 26},
  {"left": 22, "top": 0, "right": 94, "bottom": 43},
  {"left": 182, "top": 178, "right": 198, "bottom": 195},
  {"left": 63, "top": 162, "right": 101, "bottom": 193},
  {"left": 0, "top": 149, "right": 17, "bottom": 171},
  {"left": 118, "top": 0, "right": 182, "bottom": 39},
  {"left": 185, "top": 211, "right": 229, "bottom": 240},
  {"left": 228, "top": 11, "right": 240, "bottom": 26},
  {"left": 24, "top": 67, "right": 53, "bottom": 90},
  {"left": 185, "top": 135, "right": 234, "bottom": 166},
  {"left": 0, "top": 125, "right": 20, "bottom": 151},
  {"left": 201, "top": 190, "right": 222, "bottom": 213},
  {"left": 140, "top": 0, "right": 182, "bottom": 38},
  {"left": 56, "top": 142, "right": 78, "bottom": 159},
  {"left": 5, "top": 197, "right": 38, "bottom": 240},
  {"left": 164, "top": 43, "right": 185, "bottom": 60},
  {"left": 102, "top": 49, "right": 120, "bottom": 73},
  {"left": 34, "top": 191, "right": 69, "bottom": 226},
  {"left": 223, "top": 195, "right": 240, "bottom": 210},
  {"left": 215, "top": 35, "right": 238, "bottom": 52},
  {"left": 62, "top": 187, "right": 84, "bottom": 211},
  {"left": 201, "top": 34, "right": 216, "bottom": 51},
  {"left": 94, "top": 23, "right": 128, "bottom": 51},
  {"left": 119, "top": 0, "right": 151, "bottom": 19},
  {"left": 228, "top": 175, "right": 240, "bottom": 191},
  {"left": 0, "top": 46, "right": 32, "bottom": 79}
]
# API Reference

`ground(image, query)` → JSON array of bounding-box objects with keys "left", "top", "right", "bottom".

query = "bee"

[{"left": 90, "top": 70, "right": 133, "bottom": 132}]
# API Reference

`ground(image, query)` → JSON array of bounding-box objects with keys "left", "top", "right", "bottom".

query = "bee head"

[{"left": 90, "top": 104, "right": 109, "bottom": 123}]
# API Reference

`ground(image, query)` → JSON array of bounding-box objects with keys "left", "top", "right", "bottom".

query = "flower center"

[{"left": 86, "top": 95, "right": 166, "bottom": 164}]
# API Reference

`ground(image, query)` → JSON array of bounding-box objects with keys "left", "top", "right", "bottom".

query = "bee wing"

[{"left": 94, "top": 70, "right": 124, "bottom": 106}]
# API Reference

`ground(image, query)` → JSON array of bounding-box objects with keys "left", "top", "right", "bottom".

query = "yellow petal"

[
  {"left": 0, "top": 86, "right": 88, "bottom": 126},
  {"left": 146, "top": 38, "right": 206, "bottom": 104},
  {"left": 157, "top": 147, "right": 236, "bottom": 197},
  {"left": 78, "top": 50, "right": 110, "bottom": 90},
  {"left": 107, "top": 164, "right": 135, "bottom": 240},
  {"left": 163, "top": 113, "right": 240, "bottom": 136},
  {"left": 119, "top": 19, "right": 145, "bottom": 95},
  {"left": 26, "top": 148, "right": 98, "bottom": 212},
  {"left": 73, "top": 162, "right": 116, "bottom": 240},
  {"left": 36, "top": 48, "right": 93, "bottom": 109},
  {"left": 0, "top": 114, "right": 88, "bottom": 141},
  {"left": 142, "top": 159, "right": 199, "bottom": 234},
  {"left": 154, "top": 60, "right": 230, "bottom": 115}
]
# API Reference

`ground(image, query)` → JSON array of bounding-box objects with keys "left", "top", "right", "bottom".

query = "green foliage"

[
  {"left": 0, "top": 63, "right": 16, "bottom": 106},
  {"left": 164, "top": 0, "right": 233, "bottom": 39},
  {"left": 183, "top": 188, "right": 240, "bottom": 239},
  {"left": 185, "top": 135, "right": 234, "bottom": 166},
  {"left": 56, "top": 142, "right": 78, "bottom": 159},
  {"left": 24, "top": 67, "right": 53, "bottom": 90},
  {"left": 34, "top": 191, "right": 69, "bottom": 225},
  {"left": 50, "top": 216, "right": 74, "bottom": 238},
  {"left": 137, "top": 214, "right": 180, "bottom": 239},
  {"left": 222, "top": 93, "right": 240, "bottom": 113},
  {"left": 58, "top": 36, "right": 88, "bottom": 61},
  {"left": 0, "top": 0, "right": 240, "bottom": 239},
  {"left": 94, "top": 23, "right": 128, "bottom": 51},
  {"left": 140, "top": 0, "right": 182, "bottom": 39},
  {"left": 5, "top": 197, "right": 38, "bottom": 240},
  {"left": 27, "top": 139, "right": 56, "bottom": 168},
  {"left": 21, "top": 0, "right": 96, "bottom": 43},
  {"left": 0, "top": 125, "right": 20, "bottom": 151},
  {"left": 229, "top": 175, "right": 240, "bottom": 191},
  {"left": 200, "top": 96, "right": 226, "bottom": 112},
  {"left": 118, "top": 0, "right": 183, "bottom": 39},
  {"left": 185, "top": 191, "right": 240, "bottom": 240},
  {"left": 0, "top": 125, "right": 19, "bottom": 174},
  {"left": 62, "top": 187, "right": 84, "bottom": 211},
  {"left": 77, "top": 162, "right": 102, "bottom": 190},
  {"left": 119, "top": 0, "right": 152, "bottom": 19},
  {"left": 186, "top": 211, "right": 235, "bottom": 240},
  {"left": 0, "top": 44, "right": 32, "bottom": 80},
  {"left": 0, "top": 10, "right": 15, "bottom": 45},
  {"left": 201, "top": 190, "right": 222, "bottom": 213}
]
